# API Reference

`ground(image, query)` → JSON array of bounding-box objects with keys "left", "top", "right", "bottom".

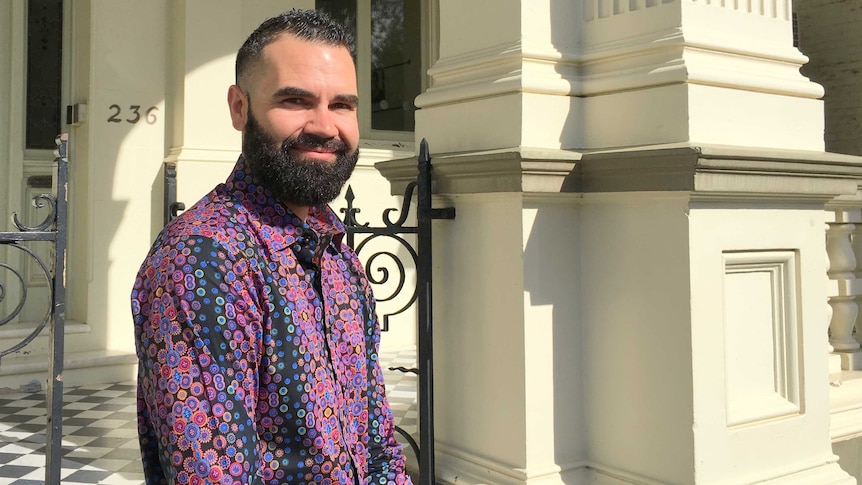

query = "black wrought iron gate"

[
  {"left": 0, "top": 134, "right": 69, "bottom": 484},
  {"left": 340, "top": 139, "right": 454, "bottom": 485}
]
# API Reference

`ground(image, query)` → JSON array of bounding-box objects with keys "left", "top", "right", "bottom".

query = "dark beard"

[{"left": 242, "top": 111, "right": 359, "bottom": 208}]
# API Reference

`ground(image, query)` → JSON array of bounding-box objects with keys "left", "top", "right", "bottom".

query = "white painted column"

[
  {"left": 576, "top": 147, "right": 861, "bottom": 485},
  {"left": 381, "top": 0, "right": 861, "bottom": 483}
]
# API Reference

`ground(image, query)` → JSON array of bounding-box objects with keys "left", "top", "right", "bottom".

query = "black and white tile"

[{"left": 0, "top": 348, "right": 417, "bottom": 485}]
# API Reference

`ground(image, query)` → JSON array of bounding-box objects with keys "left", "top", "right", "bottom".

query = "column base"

[
  {"left": 758, "top": 461, "right": 854, "bottom": 485},
  {"left": 0, "top": 349, "right": 137, "bottom": 390},
  {"left": 435, "top": 444, "right": 587, "bottom": 485},
  {"left": 434, "top": 455, "right": 855, "bottom": 485}
]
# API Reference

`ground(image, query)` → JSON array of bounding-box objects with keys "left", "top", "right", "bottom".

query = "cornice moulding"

[
  {"left": 417, "top": 26, "right": 819, "bottom": 109},
  {"left": 377, "top": 143, "right": 862, "bottom": 201},
  {"left": 582, "top": 144, "right": 862, "bottom": 200},
  {"left": 376, "top": 146, "right": 581, "bottom": 195}
]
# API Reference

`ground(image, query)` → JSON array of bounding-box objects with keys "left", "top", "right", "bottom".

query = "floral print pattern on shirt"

[{"left": 131, "top": 157, "right": 411, "bottom": 485}]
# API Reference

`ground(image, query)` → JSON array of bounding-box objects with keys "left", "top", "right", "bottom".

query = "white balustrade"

[{"left": 826, "top": 215, "right": 862, "bottom": 366}]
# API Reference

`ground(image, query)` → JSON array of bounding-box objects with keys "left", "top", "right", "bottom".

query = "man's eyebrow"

[
  {"left": 333, "top": 94, "right": 360, "bottom": 107},
  {"left": 272, "top": 86, "right": 359, "bottom": 107},
  {"left": 272, "top": 86, "right": 314, "bottom": 99}
]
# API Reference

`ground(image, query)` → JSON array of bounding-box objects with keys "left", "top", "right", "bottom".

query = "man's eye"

[
  {"left": 283, "top": 98, "right": 306, "bottom": 106},
  {"left": 332, "top": 103, "right": 355, "bottom": 111}
]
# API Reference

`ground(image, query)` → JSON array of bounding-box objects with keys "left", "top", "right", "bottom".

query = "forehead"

[{"left": 254, "top": 34, "right": 357, "bottom": 96}]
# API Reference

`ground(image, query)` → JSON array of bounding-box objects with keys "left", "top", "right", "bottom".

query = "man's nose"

[{"left": 304, "top": 106, "right": 338, "bottom": 139}]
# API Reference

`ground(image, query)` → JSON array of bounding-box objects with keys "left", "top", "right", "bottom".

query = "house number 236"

[{"left": 107, "top": 105, "right": 159, "bottom": 124}]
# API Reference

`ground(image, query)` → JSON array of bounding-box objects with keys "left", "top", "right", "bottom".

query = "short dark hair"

[{"left": 235, "top": 9, "right": 354, "bottom": 89}]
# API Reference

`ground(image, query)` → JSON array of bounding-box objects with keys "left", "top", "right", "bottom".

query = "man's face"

[
  {"left": 228, "top": 34, "right": 360, "bottom": 208},
  {"left": 242, "top": 107, "right": 359, "bottom": 208}
]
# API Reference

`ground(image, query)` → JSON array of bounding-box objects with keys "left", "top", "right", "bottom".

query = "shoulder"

[
  {"left": 159, "top": 187, "right": 256, "bottom": 257},
  {"left": 139, "top": 189, "right": 264, "bottom": 282}
]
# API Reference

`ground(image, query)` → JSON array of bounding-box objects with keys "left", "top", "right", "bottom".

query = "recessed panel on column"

[{"left": 722, "top": 250, "right": 802, "bottom": 427}]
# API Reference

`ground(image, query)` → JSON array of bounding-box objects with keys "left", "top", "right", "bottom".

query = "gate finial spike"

[{"left": 419, "top": 138, "right": 430, "bottom": 165}]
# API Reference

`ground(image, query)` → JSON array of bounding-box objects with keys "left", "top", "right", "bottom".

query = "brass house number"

[{"left": 107, "top": 105, "right": 159, "bottom": 124}]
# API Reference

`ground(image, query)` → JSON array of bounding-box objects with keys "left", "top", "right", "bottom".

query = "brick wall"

[{"left": 796, "top": 0, "right": 862, "bottom": 156}]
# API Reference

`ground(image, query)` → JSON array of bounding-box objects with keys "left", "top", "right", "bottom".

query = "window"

[
  {"left": 26, "top": 0, "right": 63, "bottom": 150},
  {"left": 317, "top": 0, "right": 426, "bottom": 137}
]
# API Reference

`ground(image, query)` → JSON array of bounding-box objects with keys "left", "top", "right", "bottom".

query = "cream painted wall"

[
  {"left": 434, "top": 194, "right": 529, "bottom": 469},
  {"left": 437, "top": 0, "right": 520, "bottom": 60},
  {"left": 430, "top": 193, "right": 588, "bottom": 484},
  {"left": 580, "top": 193, "right": 695, "bottom": 484},
  {"left": 521, "top": 196, "right": 584, "bottom": 477}
]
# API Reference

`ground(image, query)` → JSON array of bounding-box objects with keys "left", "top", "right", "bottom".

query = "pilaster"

[{"left": 83, "top": 0, "right": 169, "bottom": 359}]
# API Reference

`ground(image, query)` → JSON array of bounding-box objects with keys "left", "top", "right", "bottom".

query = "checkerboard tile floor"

[{"left": 0, "top": 347, "right": 417, "bottom": 485}]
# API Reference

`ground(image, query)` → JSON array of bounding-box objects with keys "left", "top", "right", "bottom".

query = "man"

[{"left": 131, "top": 10, "right": 412, "bottom": 485}]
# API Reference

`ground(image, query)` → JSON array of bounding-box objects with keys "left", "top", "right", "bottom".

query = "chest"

[{"left": 257, "top": 248, "right": 372, "bottom": 386}]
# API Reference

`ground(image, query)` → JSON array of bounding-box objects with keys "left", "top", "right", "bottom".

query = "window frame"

[{"left": 353, "top": 0, "right": 437, "bottom": 143}]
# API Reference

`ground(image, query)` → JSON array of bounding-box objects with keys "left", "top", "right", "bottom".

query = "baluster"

[
  {"left": 853, "top": 225, "right": 862, "bottom": 349},
  {"left": 827, "top": 223, "right": 856, "bottom": 277},
  {"left": 827, "top": 222, "right": 860, "bottom": 352},
  {"left": 829, "top": 297, "right": 860, "bottom": 351}
]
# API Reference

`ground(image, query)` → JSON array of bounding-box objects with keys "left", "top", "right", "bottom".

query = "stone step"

[{"left": 0, "top": 348, "right": 137, "bottom": 392}]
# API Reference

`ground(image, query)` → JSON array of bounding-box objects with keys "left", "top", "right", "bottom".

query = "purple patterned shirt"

[{"left": 131, "top": 157, "right": 412, "bottom": 485}]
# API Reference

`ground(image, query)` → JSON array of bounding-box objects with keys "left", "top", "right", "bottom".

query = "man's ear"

[{"left": 227, "top": 85, "right": 248, "bottom": 131}]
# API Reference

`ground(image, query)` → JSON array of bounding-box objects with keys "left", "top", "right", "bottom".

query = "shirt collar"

[{"left": 223, "top": 156, "right": 347, "bottom": 254}]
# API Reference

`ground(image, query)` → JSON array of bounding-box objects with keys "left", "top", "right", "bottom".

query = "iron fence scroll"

[{"left": 0, "top": 133, "right": 68, "bottom": 484}]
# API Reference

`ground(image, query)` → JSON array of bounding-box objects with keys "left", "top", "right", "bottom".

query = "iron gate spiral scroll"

[{"left": 0, "top": 134, "right": 69, "bottom": 484}]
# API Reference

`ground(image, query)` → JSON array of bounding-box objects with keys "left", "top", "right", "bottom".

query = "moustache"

[{"left": 279, "top": 134, "right": 349, "bottom": 156}]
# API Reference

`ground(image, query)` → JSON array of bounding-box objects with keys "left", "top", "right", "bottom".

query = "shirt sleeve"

[
  {"left": 133, "top": 235, "right": 265, "bottom": 485},
  {"left": 361, "top": 286, "right": 414, "bottom": 485}
]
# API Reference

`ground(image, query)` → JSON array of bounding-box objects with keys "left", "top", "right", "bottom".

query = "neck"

[{"left": 285, "top": 202, "right": 310, "bottom": 221}]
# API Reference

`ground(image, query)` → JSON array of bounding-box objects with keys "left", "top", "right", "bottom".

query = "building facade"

[{"left": 1, "top": 0, "right": 862, "bottom": 483}]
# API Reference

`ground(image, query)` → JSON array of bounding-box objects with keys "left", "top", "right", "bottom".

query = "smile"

[{"left": 291, "top": 147, "right": 339, "bottom": 161}]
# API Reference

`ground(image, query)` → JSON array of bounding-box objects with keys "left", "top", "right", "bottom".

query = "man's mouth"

[{"left": 291, "top": 146, "right": 339, "bottom": 161}]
